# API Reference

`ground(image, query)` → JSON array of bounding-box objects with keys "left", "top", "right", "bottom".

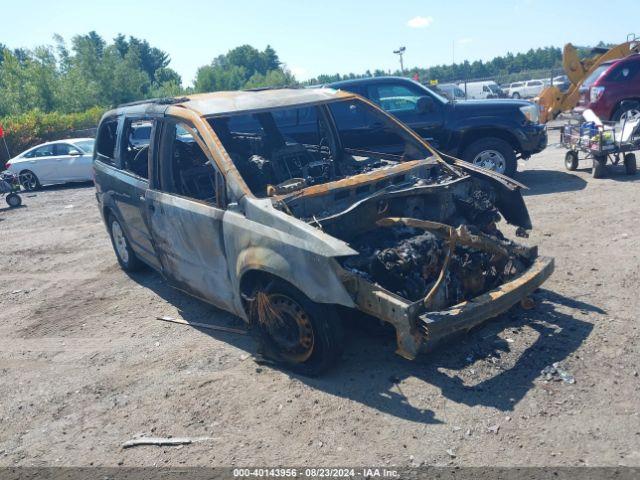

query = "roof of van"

[{"left": 113, "top": 88, "right": 356, "bottom": 117}]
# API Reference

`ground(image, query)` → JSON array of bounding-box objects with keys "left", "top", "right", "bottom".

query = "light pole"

[{"left": 393, "top": 46, "right": 406, "bottom": 74}]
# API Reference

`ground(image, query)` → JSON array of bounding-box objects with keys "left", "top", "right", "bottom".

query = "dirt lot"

[{"left": 1, "top": 129, "right": 639, "bottom": 468}]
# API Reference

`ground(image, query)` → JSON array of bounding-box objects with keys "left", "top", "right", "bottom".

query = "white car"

[
  {"left": 506, "top": 80, "right": 546, "bottom": 99},
  {"left": 4, "top": 138, "right": 95, "bottom": 191}
]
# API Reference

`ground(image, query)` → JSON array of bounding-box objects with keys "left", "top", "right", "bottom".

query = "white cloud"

[
  {"left": 457, "top": 37, "right": 473, "bottom": 45},
  {"left": 407, "top": 16, "right": 434, "bottom": 29}
]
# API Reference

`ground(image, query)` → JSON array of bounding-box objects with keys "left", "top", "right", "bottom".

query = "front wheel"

[
  {"left": 248, "top": 280, "right": 344, "bottom": 376},
  {"left": 624, "top": 153, "right": 637, "bottom": 175},
  {"left": 592, "top": 155, "right": 607, "bottom": 178},
  {"left": 108, "top": 215, "right": 144, "bottom": 272},
  {"left": 19, "top": 170, "right": 40, "bottom": 191},
  {"left": 462, "top": 137, "right": 517, "bottom": 177},
  {"left": 6, "top": 193, "right": 22, "bottom": 208},
  {"left": 612, "top": 102, "right": 640, "bottom": 122},
  {"left": 512, "top": 92, "right": 521, "bottom": 99},
  {"left": 564, "top": 151, "right": 579, "bottom": 171}
]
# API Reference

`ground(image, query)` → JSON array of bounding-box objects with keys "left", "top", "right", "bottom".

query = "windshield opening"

[
  {"left": 207, "top": 98, "right": 433, "bottom": 198},
  {"left": 583, "top": 64, "right": 611, "bottom": 88}
]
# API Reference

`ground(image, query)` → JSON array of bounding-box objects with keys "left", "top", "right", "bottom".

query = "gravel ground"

[{"left": 1, "top": 129, "right": 639, "bottom": 468}]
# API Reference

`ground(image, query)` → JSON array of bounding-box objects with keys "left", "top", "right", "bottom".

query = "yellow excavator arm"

[{"left": 538, "top": 36, "right": 640, "bottom": 123}]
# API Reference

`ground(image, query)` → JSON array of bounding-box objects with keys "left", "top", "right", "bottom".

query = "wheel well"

[
  {"left": 459, "top": 129, "right": 520, "bottom": 155},
  {"left": 613, "top": 98, "right": 640, "bottom": 116},
  {"left": 102, "top": 206, "right": 115, "bottom": 225},
  {"left": 240, "top": 269, "right": 289, "bottom": 297}
]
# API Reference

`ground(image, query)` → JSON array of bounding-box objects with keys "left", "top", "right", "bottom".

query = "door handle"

[{"left": 148, "top": 203, "right": 155, "bottom": 212}]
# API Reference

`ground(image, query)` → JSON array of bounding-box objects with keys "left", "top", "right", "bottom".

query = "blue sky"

[{"left": 1, "top": 0, "right": 637, "bottom": 85}]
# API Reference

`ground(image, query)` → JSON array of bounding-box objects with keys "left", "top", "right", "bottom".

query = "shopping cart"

[{"left": 560, "top": 113, "right": 640, "bottom": 178}]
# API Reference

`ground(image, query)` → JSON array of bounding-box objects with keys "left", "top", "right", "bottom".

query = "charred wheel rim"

[
  {"left": 472, "top": 150, "right": 507, "bottom": 174},
  {"left": 259, "top": 293, "right": 315, "bottom": 363},
  {"left": 19, "top": 171, "right": 38, "bottom": 191},
  {"left": 111, "top": 220, "right": 130, "bottom": 264}
]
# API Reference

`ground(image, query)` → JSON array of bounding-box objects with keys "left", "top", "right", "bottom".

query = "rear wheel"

[
  {"left": 624, "top": 153, "right": 637, "bottom": 175},
  {"left": 592, "top": 155, "right": 607, "bottom": 178},
  {"left": 564, "top": 151, "right": 579, "bottom": 171},
  {"left": 19, "top": 170, "right": 40, "bottom": 191},
  {"left": 6, "top": 193, "right": 22, "bottom": 208},
  {"left": 462, "top": 137, "right": 517, "bottom": 177},
  {"left": 108, "top": 214, "right": 144, "bottom": 272},
  {"left": 512, "top": 92, "right": 521, "bottom": 99},
  {"left": 248, "top": 280, "right": 344, "bottom": 376}
]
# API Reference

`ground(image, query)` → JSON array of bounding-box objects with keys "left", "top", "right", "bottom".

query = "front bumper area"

[
  {"left": 345, "top": 255, "right": 554, "bottom": 360},
  {"left": 518, "top": 124, "right": 548, "bottom": 157}
]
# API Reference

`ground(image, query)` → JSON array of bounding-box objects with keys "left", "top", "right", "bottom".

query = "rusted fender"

[{"left": 223, "top": 198, "right": 358, "bottom": 319}]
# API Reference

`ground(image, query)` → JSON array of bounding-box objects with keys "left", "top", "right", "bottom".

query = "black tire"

[
  {"left": 462, "top": 137, "right": 517, "bottom": 177},
  {"left": 512, "top": 92, "right": 520, "bottom": 99},
  {"left": 611, "top": 101, "right": 640, "bottom": 122},
  {"left": 6, "top": 193, "right": 22, "bottom": 208},
  {"left": 624, "top": 153, "right": 637, "bottom": 175},
  {"left": 249, "top": 280, "right": 344, "bottom": 376},
  {"left": 19, "top": 170, "right": 40, "bottom": 191},
  {"left": 107, "top": 214, "right": 144, "bottom": 272},
  {"left": 592, "top": 155, "right": 607, "bottom": 179},
  {"left": 564, "top": 151, "right": 579, "bottom": 171}
]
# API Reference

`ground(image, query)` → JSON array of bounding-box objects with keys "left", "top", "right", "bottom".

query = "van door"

[
  {"left": 111, "top": 116, "right": 160, "bottom": 269},
  {"left": 146, "top": 119, "right": 235, "bottom": 310}
]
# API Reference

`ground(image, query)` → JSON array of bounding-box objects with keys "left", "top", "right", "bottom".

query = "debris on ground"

[
  {"left": 155, "top": 316, "right": 246, "bottom": 335},
  {"left": 122, "top": 436, "right": 213, "bottom": 448},
  {"left": 487, "top": 424, "right": 500, "bottom": 434},
  {"left": 541, "top": 362, "right": 576, "bottom": 384}
]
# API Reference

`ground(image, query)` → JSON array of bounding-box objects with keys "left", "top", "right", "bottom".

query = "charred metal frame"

[{"left": 96, "top": 89, "right": 554, "bottom": 360}]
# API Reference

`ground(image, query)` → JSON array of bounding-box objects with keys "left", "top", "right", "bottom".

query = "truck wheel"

[
  {"left": 612, "top": 101, "right": 640, "bottom": 122},
  {"left": 108, "top": 214, "right": 144, "bottom": 272},
  {"left": 592, "top": 155, "right": 607, "bottom": 178},
  {"left": 463, "top": 137, "right": 517, "bottom": 177},
  {"left": 249, "top": 280, "right": 344, "bottom": 376},
  {"left": 512, "top": 92, "right": 520, "bottom": 99},
  {"left": 624, "top": 153, "right": 637, "bottom": 175},
  {"left": 564, "top": 151, "right": 579, "bottom": 171},
  {"left": 6, "top": 193, "right": 22, "bottom": 208},
  {"left": 19, "top": 170, "right": 40, "bottom": 191}
]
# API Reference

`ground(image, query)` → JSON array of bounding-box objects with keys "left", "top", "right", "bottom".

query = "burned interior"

[{"left": 209, "top": 97, "right": 540, "bottom": 313}]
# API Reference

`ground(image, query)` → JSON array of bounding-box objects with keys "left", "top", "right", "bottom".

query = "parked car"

[
  {"left": 552, "top": 75, "right": 571, "bottom": 93},
  {"left": 575, "top": 54, "right": 640, "bottom": 121},
  {"left": 327, "top": 76, "right": 547, "bottom": 176},
  {"left": 457, "top": 81, "right": 502, "bottom": 99},
  {"left": 4, "top": 138, "right": 95, "bottom": 191},
  {"left": 437, "top": 83, "right": 466, "bottom": 101},
  {"left": 506, "top": 79, "right": 546, "bottom": 99},
  {"left": 94, "top": 89, "right": 553, "bottom": 375}
]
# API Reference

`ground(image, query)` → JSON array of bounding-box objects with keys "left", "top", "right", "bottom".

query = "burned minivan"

[{"left": 94, "top": 89, "right": 554, "bottom": 375}]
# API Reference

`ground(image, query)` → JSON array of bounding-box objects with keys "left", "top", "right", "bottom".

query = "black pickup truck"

[{"left": 327, "top": 76, "right": 547, "bottom": 176}]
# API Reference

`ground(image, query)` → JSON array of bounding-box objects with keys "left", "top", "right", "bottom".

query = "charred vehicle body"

[{"left": 93, "top": 89, "right": 554, "bottom": 375}]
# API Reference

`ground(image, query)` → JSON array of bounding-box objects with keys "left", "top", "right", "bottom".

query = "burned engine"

[{"left": 342, "top": 223, "right": 535, "bottom": 308}]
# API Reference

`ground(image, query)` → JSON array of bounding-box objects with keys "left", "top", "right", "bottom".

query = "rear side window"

[
  {"left": 96, "top": 118, "right": 119, "bottom": 163},
  {"left": 608, "top": 62, "right": 639, "bottom": 82},
  {"left": 24, "top": 145, "right": 55, "bottom": 158},
  {"left": 121, "top": 119, "right": 154, "bottom": 179}
]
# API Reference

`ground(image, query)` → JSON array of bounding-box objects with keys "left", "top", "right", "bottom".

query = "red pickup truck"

[{"left": 576, "top": 54, "right": 640, "bottom": 121}]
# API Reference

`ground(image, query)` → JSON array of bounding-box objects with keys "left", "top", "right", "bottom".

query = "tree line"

[{"left": 1, "top": 32, "right": 610, "bottom": 119}]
